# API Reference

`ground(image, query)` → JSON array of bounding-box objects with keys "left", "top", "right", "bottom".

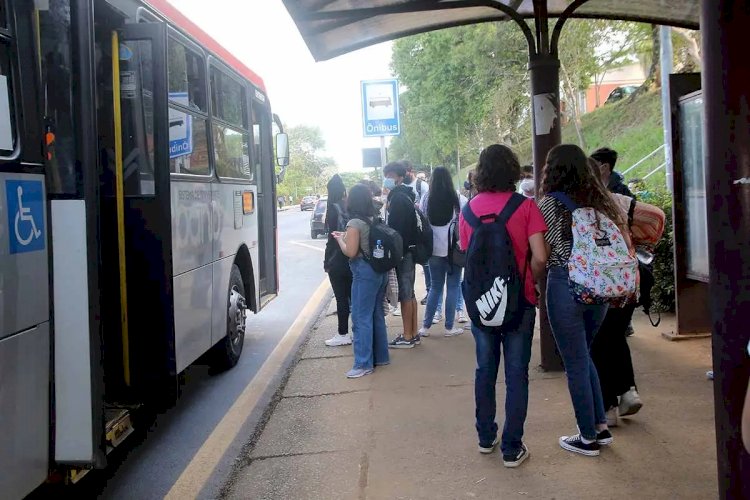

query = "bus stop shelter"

[{"left": 281, "top": 1, "right": 749, "bottom": 498}]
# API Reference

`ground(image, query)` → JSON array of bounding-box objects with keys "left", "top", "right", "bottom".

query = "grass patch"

[{"left": 455, "top": 90, "right": 667, "bottom": 190}]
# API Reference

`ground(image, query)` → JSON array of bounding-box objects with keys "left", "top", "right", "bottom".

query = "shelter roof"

[{"left": 282, "top": 0, "right": 700, "bottom": 61}]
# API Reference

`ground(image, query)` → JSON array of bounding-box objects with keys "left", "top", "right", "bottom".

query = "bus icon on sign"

[{"left": 369, "top": 96, "right": 392, "bottom": 108}]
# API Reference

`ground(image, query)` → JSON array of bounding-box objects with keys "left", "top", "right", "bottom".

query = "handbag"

[{"left": 448, "top": 219, "right": 466, "bottom": 267}]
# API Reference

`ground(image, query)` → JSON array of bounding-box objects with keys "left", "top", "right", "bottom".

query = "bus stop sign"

[{"left": 361, "top": 79, "right": 400, "bottom": 137}]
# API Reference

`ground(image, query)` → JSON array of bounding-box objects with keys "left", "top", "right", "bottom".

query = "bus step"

[{"left": 105, "top": 407, "right": 135, "bottom": 449}]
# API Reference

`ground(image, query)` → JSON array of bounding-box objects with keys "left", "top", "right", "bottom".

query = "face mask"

[
  {"left": 464, "top": 180, "right": 471, "bottom": 191},
  {"left": 383, "top": 178, "right": 396, "bottom": 191},
  {"left": 520, "top": 178, "right": 535, "bottom": 196}
]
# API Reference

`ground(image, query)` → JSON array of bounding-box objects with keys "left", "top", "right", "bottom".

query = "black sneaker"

[
  {"left": 559, "top": 434, "right": 600, "bottom": 456},
  {"left": 596, "top": 429, "right": 613, "bottom": 446},
  {"left": 625, "top": 323, "right": 635, "bottom": 337},
  {"left": 388, "top": 335, "right": 415, "bottom": 349},
  {"left": 503, "top": 443, "right": 530, "bottom": 468},
  {"left": 420, "top": 295, "right": 428, "bottom": 305},
  {"left": 413, "top": 333, "right": 421, "bottom": 345}
]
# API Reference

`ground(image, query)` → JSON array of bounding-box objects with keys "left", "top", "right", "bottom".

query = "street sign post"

[{"left": 361, "top": 79, "right": 400, "bottom": 138}]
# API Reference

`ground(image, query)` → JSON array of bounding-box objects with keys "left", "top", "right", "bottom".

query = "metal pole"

[
  {"left": 660, "top": 26, "right": 674, "bottom": 192},
  {"left": 379, "top": 136, "right": 387, "bottom": 167},
  {"left": 701, "top": 1, "right": 750, "bottom": 498},
  {"left": 529, "top": 38, "right": 563, "bottom": 372}
]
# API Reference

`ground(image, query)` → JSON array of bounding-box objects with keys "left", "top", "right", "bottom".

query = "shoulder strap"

[
  {"left": 547, "top": 191, "right": 578, "bottom": 213},
  {"left": 461, "top": 202, "right": 482, "bottom": 229},
  {"left": 627, "top": 197, "right": 637, "bottom": 228},
  {"left": 497, "top": 192, "right": 525, "bottom": 224}
]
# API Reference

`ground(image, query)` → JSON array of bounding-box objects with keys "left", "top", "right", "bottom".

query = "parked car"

[
  {"left": 300, "top": 195, "right": 316, "bottom": 211},
  {"left": 605, "top": 85, "right": 638, "bottom": 105},
  {"left": 310, "top": 197, "right": 328, "bottom": 239}
]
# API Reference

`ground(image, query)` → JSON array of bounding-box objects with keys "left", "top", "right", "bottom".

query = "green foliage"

[
  {"left": 644, "top": 189, "right": 675, "bottom": 313},
  {"left": 277, "top": 125, "right": 335, "bottom": 200}
]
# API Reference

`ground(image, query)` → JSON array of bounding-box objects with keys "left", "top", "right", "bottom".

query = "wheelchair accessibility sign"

[{"left": 5, "top": 179, "right": 45, "bottom": 254}]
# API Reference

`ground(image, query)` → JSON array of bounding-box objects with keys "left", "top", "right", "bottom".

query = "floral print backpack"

[{"left": 549, "top": 192, "right": 638, "bottom": 307}]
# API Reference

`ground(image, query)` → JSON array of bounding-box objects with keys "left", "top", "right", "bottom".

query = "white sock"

[{"left": 580, "top": 436, "right": 595, "bottom": 444}]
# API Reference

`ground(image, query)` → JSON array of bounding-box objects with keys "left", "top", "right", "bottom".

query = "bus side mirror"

[{"left": 275, "top": 132, "right": 289, "bottom": 183}]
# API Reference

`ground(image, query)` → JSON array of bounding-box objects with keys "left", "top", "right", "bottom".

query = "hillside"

[{"left": 456, "top": 90, "right": 667, "bottom": 189}]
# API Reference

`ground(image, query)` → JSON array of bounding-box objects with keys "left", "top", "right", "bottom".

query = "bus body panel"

[
  {"left": 0, "top": 172, "right": 49, "bottom": 337},
  {"left": 51, "top": 199, "right": 95, "bottom": 463},
  {"left": 171, "top": 179, "right": 213, "bottom": 276},
  {"left": 173, "top": 263, "right": 213, "bottom": 372},
  {"left": 0, "top": 323, "right": 49, "bottom": 500},
  {"left": 212, "top": 182, "right": 260, "bottom": 310}
]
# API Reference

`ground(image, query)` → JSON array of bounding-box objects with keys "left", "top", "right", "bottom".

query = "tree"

[{"left": 277, "top": 125, "right": 335, "bottom": 199}]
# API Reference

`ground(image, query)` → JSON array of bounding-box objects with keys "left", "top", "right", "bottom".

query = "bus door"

[
  {"left": 252, "top": 99, "right": 278, "bottom": 302},
  {"left": 97, "top": 18, "right": 174, "bottom": 401}
]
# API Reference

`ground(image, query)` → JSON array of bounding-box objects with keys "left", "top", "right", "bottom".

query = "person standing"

[
  {"left": 539, "top": 144, "right": 629, "bottom": 456},
  {"left": 323, "top": 175, "right": 353, "bottom": 347},
  {"left": 459, "top": 145, "right": 548, "bottom": 467},
  {"left": 418, "top": 167, "right": 465, "bottom": 337},
  {"left": 591, "top": 147, "right": 634, "bottom": 198},
  {"left": 383, "top": 161, "right": 421, "bottom": 348},
  {"left": 333, "top": 184, "right": 390, "bottom": 378}
]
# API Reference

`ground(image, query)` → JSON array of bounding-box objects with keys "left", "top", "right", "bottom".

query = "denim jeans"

[
  {"left": 423, "top": 256, "right": 461, "bottom": 329},
  {"left": 546, "top": 266, "right": 608, "bottom": 440},
  {"left": 472, "top": 307, "right": 535, "bottom": 455},
  {"left": 349, "top": 258, "right": 389, "bottom": 370},
  {"left": 436, "top": 269, "right": 464, "bottom": 315}
]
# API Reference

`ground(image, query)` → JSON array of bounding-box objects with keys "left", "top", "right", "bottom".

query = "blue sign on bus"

[
  {"left": 5, "top": 179, "right": 45, "bottom": 254},
  {"left": 361, "top": 79, "right": 400, "bottom": 137}
]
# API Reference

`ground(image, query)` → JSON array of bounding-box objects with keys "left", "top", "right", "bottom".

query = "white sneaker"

[
  {"left": 445, "top": 327, "right": 464, "bottom": 337},
  {"left": 418, "top": 327, "right": 431, "bottom": 337},
  {"left": 456, "top": 311, "right": 468, "bottom": 323},
  {"left": 392, "top": 305, "right": 401, "bottom": 316},
  {"left": 619, "top": 387, "right": 643, "bottom": 416},
  {"left": 325, "top": 333, "right": 352, "bottom": 347},
  {"left": 432, "top": 312, "right": 442, "bottom": 324},
  {"left": 606, "top": 406, "right": 619, "bottom": 427}
]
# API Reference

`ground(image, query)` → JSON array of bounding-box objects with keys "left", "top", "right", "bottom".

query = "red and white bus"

[{"left": 0, "top": 0, "right": 288, "bottom": 496}]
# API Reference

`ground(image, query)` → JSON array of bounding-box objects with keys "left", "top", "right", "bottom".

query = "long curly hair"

[{"left": 541, "top": 144, "right": 625, "bottom": 225}]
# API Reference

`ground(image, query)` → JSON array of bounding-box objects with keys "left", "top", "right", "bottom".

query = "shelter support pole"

[
  {"left": 701, "top": 1, "right": 750, "bottom": 498},
  {"left": 529, "top": 54, "right": 563, "bottom": 371}
]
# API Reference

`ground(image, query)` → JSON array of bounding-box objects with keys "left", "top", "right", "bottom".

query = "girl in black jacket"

[{"left": 323, "top": 174, "right": 353, "bottom": 346}]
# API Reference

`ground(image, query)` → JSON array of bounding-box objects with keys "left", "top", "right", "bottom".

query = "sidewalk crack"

[{"left": 283, "top": 389, "right": 369, "bottom": 399}]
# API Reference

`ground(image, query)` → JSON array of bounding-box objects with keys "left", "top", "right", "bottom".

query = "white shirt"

[
  {"left": 421, "top": 192, "right": 467, "bottom": 257},
  {"left": 405, "top": 177, "right": 429, "bottom": 207}
]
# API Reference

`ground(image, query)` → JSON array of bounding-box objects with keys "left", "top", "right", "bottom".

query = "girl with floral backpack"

[{"left": 539, "top": 144, "right": 637, "bottom": 457}]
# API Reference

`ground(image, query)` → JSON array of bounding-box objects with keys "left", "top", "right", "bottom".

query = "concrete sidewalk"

[{"left": 222, "top": 276, "right": 717, "bottom": 500}]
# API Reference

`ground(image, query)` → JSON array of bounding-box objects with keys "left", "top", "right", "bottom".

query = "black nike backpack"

[{"left": 461, "top": 193, "right": 527, "bottom": 333}]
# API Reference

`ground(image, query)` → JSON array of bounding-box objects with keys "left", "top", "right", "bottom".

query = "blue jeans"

[
  {"left": 436, "top": 269, "right": 464, "bottom": 315},
  {"left": 349, "top": 258, "right": 389, "bottom": 370},
  {"left": 423, "top": 256, "right": 461, "bottom": 329},
  {"left": 546, "top": 266, "right": 608, "bottom": 440},
  {"left": 472, "top": 307, "right": 535, "bottom": 454}
]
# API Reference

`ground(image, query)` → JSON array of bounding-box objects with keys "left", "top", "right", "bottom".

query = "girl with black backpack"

[
  {"left": 333, "top": 184, "right": 390, "bottom": 378},
  {"left": 323, "top": 175, "right": 353, "bottom": 347}
]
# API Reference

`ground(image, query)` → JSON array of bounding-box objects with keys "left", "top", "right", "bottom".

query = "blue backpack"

[{"left": 461, "top": 193, "right": 527, "bottom": 333}]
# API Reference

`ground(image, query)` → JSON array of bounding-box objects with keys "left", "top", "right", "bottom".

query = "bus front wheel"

[{"left": 210, "top": 264, "right": 247, "bottom": 371}]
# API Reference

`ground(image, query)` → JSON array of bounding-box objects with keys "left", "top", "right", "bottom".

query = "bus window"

[
  {"left": 37, "top": 1, "right": 77, "bottom": 194},
  {"left": 213, "top": 124, "right": 251, "bottom": 180},
  {"left": 167, "top": 37, "right": 206, "bottom": 112},
  {"left": 210, "top": 66, "right": 246, "bottom": 129},
  {"left": 119, "top": 39, "right": 155, "bottom": 196},
  {"left": 169, "top": 115, "right": 209, "bottom": 175},
  {"left": 0, "top": 42, "right": 15, "bottom": 158},
  {"left": 0, "top": 1, "right": 6, "bottom": 30}
]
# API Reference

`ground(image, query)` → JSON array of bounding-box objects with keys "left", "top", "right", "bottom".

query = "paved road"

[{"left": 34, "top": 208, "right": 328, "bottom": 499}]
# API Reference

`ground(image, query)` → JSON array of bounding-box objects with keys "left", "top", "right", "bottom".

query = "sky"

[{"left": 166, "top": 0, "right": 394, "bottom": 172}]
